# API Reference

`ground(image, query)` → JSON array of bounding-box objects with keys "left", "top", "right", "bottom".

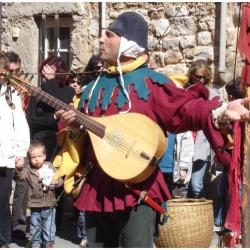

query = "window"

[{"left": 38, "top": 14, "right": 73, "bottom": 69}]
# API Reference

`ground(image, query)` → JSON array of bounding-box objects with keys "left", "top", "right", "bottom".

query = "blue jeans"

[
  {"left": 190, "top": 160, "right": 208, "bottom": 198},
  {"left": 190, "top": 161, "right": 228, "bottom": 226},
  {"left": 77, "top": 211, "right": 87, "bottom": 241},
  {"left": 30, "top": 207, "right": 56, "bottom": 247}
]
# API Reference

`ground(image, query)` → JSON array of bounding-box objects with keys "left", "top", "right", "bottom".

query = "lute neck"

[{"left": 15, "top": 79, "right": 105, "bottom": 138}]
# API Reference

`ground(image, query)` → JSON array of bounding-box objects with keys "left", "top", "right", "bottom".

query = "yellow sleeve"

[
  {"left": 169, "top": 74, "right": 188, "bottom": 87},
  {"left": 53, "top": 93, "right": 85, "bottom": 193}
]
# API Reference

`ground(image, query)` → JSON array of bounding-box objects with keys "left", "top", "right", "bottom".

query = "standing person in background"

[
  {"left": 55, "top": 12, "right": 250, "bottom": 247},
  {"left": 68, "top": 68, "right": 83, "bottom": 93},
  {"left": 26, "top": 55, "right": 75, "bottom": 160},
  {"left": 164, "top": 75, "right": 194, "bottom": 198},
  {"left": 187, "top": 59, "right": 226, "bottom": 230},
  {"left": 82, "top": 55, "right": 104, "bottom": 84},
  {"left": 16, "top": 141, "right": 63, "bottom": 248},
  {"left": 5, "top": 51, "right": 29, "bottom": 241},
  {"left": 172, "top": 131, "right": 194, "bottom": 198},
  {"left": 159, "top": 132, "right": 176, "bottom": 194},
  {"left": 187, "top": 59, "right": 220, "bottom": 199},
  {"left": 26, "top": 55, "right": 75, "bottom": 231},
  {"left": 68, "top": 70, "right": 88, "bottom": 247},
  {"left": 162, "top": 76, "right": 194, "bottom": 198},
  {"left": 5, "top": 51, "right": 29, "bottom": 110},
  {"left": 67, "top": 68, "right": 88, "bottom": 247},
  {"left": 5, "top": 51, "right": 21, "bottom": 73},
  {"left": 159, "top": 130, "right": 194, "bottom": 198},
  {"left": 67, "top": 57, "right": 103, "bottom": 248},
  {"left": 0, "top": 52, "right": 30, "bottom": 248}
]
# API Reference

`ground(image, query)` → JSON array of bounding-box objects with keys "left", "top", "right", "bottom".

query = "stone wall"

[
  {"left": 1, "top": 2, "right": 243, "bottom": 86},
  {"left": 106, "top": 2, "right": 243, "bottom": 85}
]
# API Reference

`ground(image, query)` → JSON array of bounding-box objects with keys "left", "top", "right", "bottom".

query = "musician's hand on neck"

[{"left": 55, "top": 109, "right": 78, "bottom": 130}]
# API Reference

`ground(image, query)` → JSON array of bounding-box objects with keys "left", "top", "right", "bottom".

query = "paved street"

[
  {"left": 10, "top": 213, "right": 80, "bottom": 248},
  {"left": 8, "top": 177, "right": 225, "bottom": 248},
  {"left": 10, "top": 190, "right": 80, "bottom": 248}
]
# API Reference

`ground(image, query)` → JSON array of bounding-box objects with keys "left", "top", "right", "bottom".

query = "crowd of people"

[
  {"left": 0, "top": 10, "right": 249, "bottom": 248},
  {"left": 160, "top": 59, "right": 231, "bottom": 231}
]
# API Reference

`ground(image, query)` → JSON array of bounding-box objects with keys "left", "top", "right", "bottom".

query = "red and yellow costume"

[{"left": 53, "top": 58, "right": 230, "bottom": 213}]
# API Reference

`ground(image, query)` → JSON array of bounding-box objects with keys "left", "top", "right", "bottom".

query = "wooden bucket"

[{"left": 154, "top": 198, "right": 214, "bottom": 248}]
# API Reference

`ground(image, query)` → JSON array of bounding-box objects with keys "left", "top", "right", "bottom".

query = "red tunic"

[{"left": 75, "top": 77, "right": 231, "bottom": 212}]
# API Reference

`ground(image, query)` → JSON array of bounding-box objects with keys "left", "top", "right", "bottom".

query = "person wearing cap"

[{"left": 55, "top": 11, "right": 250, "bottom": 247}]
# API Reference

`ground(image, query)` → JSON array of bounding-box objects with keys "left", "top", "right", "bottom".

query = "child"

[{"left": 16, "top": 141, "right": 63, "bottom": 248}]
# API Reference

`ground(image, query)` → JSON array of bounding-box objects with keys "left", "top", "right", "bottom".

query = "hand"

[
  {"left": 42, "top": 64, "right": 56, "bottom": 80},
  {"left": 51, "top": 180, "right": 59, "bottom": 185},
  {"left": 55, "top": 103, "right": 78, "bottom": 130},
  {"left": 179, "top": 169, "right": 187, "bottom": 182},
  {"left": 15, "top": 156, "right": 25, "bottom": 170},
  {"left": 225, "top": 98, "right": 250, "bottom": 122},
  {"left": 50, "top": 180, "right": 59, "bottom": 190}
]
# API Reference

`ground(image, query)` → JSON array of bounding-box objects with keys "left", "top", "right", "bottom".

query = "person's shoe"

[{"left": 12, "top": 230, "right": 27, "bottom": 240}]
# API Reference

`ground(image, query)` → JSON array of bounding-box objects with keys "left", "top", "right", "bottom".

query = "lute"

[{"left": 8, "top": 74, "right": 167, "bottom": 184}]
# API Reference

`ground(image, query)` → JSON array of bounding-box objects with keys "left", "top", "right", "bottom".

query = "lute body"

[{"left": 89, "top": 113, "right": 166, "bottom": 183}]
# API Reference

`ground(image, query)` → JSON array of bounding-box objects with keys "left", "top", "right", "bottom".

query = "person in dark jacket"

[
  {"left": 16, "top": 141, "right": 63, "bottom": 248},
  {"left": 26, "top": 56, "right": 75, "bottom": 161},
  {"left": 26, "top": 56, "right": 75, "bottom": 230}
]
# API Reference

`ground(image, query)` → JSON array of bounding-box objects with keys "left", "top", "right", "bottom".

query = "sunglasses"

[
  {"left": 69, "top": 80, "right": 81, "bottom": 85},
  {"left": 194, "top": 74, "right": 206, "bottom": 80},
  {"left": 9, "top": 69, "right": 20, "bottom": 74}
]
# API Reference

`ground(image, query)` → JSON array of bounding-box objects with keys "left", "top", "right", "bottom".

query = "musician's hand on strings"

[
  {"left": 225, "top": 97, "right": 250, "bottom": 122},
  {"left": 55, "top": 105, "right": 83, "bottom": 141},
  {"left": 42, "top": 64, "right": 56, "bottom": 80},
  {"left": 55, "top": 103, "right": 78, "bottom": 130}
]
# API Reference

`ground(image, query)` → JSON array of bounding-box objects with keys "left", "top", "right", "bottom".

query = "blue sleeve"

[{"left": 159, "top": 133, "right": 176, "bottom": 173}]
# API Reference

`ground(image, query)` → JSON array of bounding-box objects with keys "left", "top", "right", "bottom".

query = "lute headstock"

[{"left": 5, "top": 71, "right": 35, "bottom": 94}]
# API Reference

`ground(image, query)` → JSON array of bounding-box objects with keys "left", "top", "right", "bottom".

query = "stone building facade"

[{"left": 0, "top": 2, "right": 243, "bottom": 86}]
